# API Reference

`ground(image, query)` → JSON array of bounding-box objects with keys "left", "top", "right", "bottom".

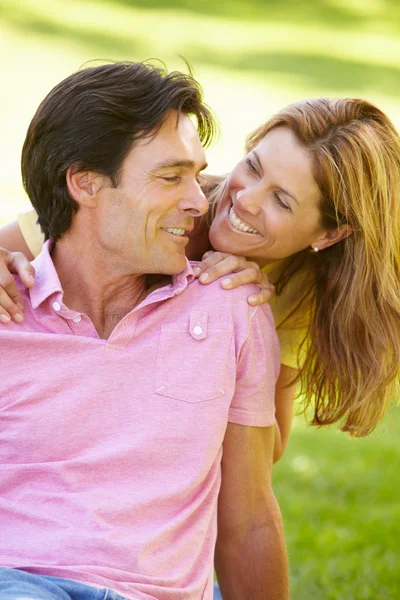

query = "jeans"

[
  {"left": 0, "top": 567, "right": 222, "bottom": 600},
  {"left": 0, "top": 568, "right": 126, "bottom": 600},
  {"left": 213, "top": 583, "right": 222, "bottom": 599}
]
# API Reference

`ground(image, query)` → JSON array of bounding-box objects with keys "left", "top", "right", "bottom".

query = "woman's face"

[{"left": 209, "top": 126, "right": 327, "bottom": 264}]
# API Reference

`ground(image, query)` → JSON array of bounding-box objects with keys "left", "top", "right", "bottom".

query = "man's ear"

[
  {"left": 311, "top": 224, "right": 353, "bottom": 252},
  {"left": 66, "top": 167, "right": 105, "bottom": 208}
]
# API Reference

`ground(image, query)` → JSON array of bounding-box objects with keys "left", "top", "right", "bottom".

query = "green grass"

[
  {"left": 1, "top": 1, "right": 400, "bottom": 596},
  {"left": 274, "top": 405, "right": 400, "bottom": 599}
]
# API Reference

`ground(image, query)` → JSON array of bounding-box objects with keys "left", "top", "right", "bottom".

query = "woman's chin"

[{"left": 209, "top": 223, "right": 237, "bottom": 254}]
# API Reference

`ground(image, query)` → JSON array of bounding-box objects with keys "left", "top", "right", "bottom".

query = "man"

[{"left": 0, "top": 62, "right": 288, "bottom": 600}]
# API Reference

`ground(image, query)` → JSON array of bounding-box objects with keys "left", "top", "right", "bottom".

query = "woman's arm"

[
  {"left": 0, "top": 220, "right": 34, "bottom": 258},
  {"left": 273, "top": 364, "right": 298, "bottom": 463}
]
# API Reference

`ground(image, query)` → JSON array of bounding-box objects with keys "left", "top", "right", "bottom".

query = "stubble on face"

[{"left": 95, "top": 111, "right": 208, "bottom": 276}]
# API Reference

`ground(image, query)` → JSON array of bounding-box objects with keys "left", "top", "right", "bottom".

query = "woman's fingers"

[
  {"left": 246, "top": 284, "right": 275, "bottom": 306},
  {"left": 0, "top": 286, "right": 24, "bottom": 323},
  {"left": 0, "top": 249, "right": 35, "bottom": 323},
  {"left": 194, "top": 251, "right": 275, "bottom": 306},
  {"left": 9, "top": 251, "right": 35, "bottom": 289},
  {"left": 199, "top": 250, "right": 217, "bottom": 262},
  {"left": 219, "top": 268, "right": 275, "bottom": 305},
  {"left": 220, "top": 265, "right": 263, "bottom": 289},
  {"left": 194, "top": 252, "right": 251, "bottom": 283}
]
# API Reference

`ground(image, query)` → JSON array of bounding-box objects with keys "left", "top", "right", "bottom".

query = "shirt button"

[
  {"left": 72, "top": 315, "right": 82, "bottom": 323},
  {"left": 52, "top": 302, "right": 61, "bottom": 312},
  {"left": 122, "top": 321, "right": 128, "bottom": 330},
  {"left": 193, "top": 324, "right": 203, "bottom": 336}
]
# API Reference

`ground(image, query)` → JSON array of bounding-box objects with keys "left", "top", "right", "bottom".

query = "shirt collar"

[
  {"left": 29, "top": 240, "right": 63, "bottom": 310},
  {"left": 170, "top": 260, "right": 196, "bottom": 295},
  {"left": 29, "top": 240, "right": 196, "bottom": 309}
]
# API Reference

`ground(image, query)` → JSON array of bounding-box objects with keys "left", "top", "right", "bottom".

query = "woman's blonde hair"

[{"left": 244, "top": 98, "right": 400, "bottom": 436}]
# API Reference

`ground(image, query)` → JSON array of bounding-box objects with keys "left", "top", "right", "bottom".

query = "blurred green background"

[{"left": 1, "top": 0, "right": 399, "bottom": 597}]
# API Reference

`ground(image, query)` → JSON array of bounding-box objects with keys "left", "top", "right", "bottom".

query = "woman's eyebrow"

[
  {"left": 252, "top": 151, "right": 263, "bottom": 173},
  {"left": 253, "top": 150, "right": 299, "bottom": 205}
]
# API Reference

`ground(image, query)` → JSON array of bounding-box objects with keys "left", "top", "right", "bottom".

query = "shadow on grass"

[
  {"left": 95, "top": 0, "right": 400, "bottom": 30},
  {"left": 188, "top": 46, "right": 400, "bottom": 96},
  {"left": 2, "top": 2, "right": 400, "bottom": 97},
  {"left": 0, "top": 3, "right": 145, "bottom": 59}
]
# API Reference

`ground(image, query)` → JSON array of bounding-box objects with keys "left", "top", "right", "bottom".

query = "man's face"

[{"left": 94, "top": 111, "right": 208, "bottom": 275}]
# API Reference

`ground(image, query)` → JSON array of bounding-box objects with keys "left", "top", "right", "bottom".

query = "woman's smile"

[{"left": 227, "top": 205, "right": 260, "bottom": 235}]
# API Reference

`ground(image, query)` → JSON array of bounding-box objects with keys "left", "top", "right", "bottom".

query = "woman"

[{"left": 1, "top": 96, "right": 400, "bottom": 462}]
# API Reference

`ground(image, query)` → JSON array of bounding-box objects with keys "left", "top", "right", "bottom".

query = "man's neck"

[{"left": 51, "top": 236, "right": 153, "bottom": 340}]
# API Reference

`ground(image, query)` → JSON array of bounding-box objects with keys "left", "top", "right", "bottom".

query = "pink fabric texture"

[{"left": 0, "top": 241, "right": 280, "bottom": 600}]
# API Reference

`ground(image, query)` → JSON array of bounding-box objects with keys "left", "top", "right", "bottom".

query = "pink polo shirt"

[{"left": 0, "top": 241, "right": 280, "bottom": 600}]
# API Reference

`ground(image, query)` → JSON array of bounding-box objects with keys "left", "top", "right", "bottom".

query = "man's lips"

[{"left": 161, "top": 226, "right": 193, "bottom": 237}]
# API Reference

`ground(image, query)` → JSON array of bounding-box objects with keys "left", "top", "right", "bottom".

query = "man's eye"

[
  {"left": 162, "top": 176, "right": 181, "bottom": 183},
  {"left": 245, "top": 157, "right": 258, "bottom": 175}
]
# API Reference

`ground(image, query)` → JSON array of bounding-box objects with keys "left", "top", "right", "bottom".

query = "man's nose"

[{"left": 180, "top": 182, "right": 209, "bottom": 217}]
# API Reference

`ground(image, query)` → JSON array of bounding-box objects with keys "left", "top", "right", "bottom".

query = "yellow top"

[
  {"left": 263, "top": 262, "right": 311, "bottom": 369},
  {"left": 262, "top": 261, "right": 310, "bottom": 369},
  {"left": 18, "top": 209, "right": 310, "bottom": 369}
]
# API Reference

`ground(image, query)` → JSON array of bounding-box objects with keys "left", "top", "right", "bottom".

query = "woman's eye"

[
  {"left": 245, "top": 157, "right": 258, "bottom": 175},
  {"left": 162, "top": 176, "right": 181, "bottom": 183},
  {"left": 274, "top": 193, "right": 290, "bottom": 211}
]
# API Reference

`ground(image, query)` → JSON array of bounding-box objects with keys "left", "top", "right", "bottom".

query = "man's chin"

[
  {"left": 167, "top": 263, "right": 186, "bottom": 276},
  {"left": 157, "top": 257, "right": 186, "bottom": 276}
]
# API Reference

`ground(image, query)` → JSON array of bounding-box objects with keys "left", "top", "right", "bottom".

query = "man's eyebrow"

[
  {"left": 252, "top": 150, "right": 299, "bottom": 205},
  {"left": 152, "top": 159, "right": 208, "bottom": 171}
]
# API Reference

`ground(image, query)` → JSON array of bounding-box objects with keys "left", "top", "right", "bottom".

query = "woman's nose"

[{"left": 235, "top": 186, "right": 263, "bottom": 216}]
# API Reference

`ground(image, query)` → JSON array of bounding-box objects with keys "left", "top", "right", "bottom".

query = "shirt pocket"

[{"left": 155, "top": 312, "right": 233, "bottom": 404}]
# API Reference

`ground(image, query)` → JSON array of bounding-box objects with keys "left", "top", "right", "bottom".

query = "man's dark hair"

[{"left": 21, "top": 61, "right": 217, "bottom": 241}]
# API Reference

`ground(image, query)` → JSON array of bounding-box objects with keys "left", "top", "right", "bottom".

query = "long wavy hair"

[{"left": 211, "top": 98, "right": 400, "bottom": 436}]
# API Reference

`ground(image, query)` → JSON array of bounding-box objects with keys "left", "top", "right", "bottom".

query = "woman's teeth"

[
  {"left": 162, "top": 228, "right": 186, "bottom": 236},
  {"left": 228, "top": 207, "right": 260, "bottom": 234}
]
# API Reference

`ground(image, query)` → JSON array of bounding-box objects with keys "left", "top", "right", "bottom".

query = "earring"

[{"left": 312, "top": 246, "right": 319, "bottom": 253}]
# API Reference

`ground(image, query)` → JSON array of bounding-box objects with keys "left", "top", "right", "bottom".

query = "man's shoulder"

[
  {"left": 187, "top": 274, "right": 258, "bottom": 308},
  {"left": 180, "top": 272, "right": 276, "bottom": 337},
  {"left": 187, "top": 262, "right": 260, "bottom": 305}
]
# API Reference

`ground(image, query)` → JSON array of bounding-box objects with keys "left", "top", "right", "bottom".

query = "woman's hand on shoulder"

[
  {"left": 0, "top": 248, "right": 35, "bottom": 324},
  {"left": 193, "top": 251, "right": 274, "bottom": 306}
]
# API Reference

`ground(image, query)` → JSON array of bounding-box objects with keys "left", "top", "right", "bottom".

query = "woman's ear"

[
  {"left": 311, "top": 224, "right": 353, "bottom": 251},
  {"left": 66, "top": 166, "right": 105, "bottom": 208}
]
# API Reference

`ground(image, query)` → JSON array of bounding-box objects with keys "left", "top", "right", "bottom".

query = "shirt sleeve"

[
  {"left": 18, "top": 209, "right": 44, "bottom": 258},
  {"left": 228, "top": 305, "right": 280, "bottom": 428}
]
